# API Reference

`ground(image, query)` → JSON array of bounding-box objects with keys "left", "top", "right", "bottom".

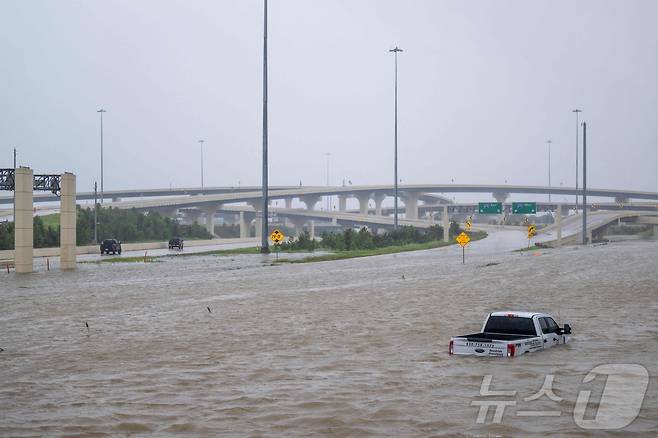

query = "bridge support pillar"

[
  {"left": 443, "top": 205, "right": 450, "bottom": 242},
  {"left": 239, "top": 211, "right": 248, "bottom": 239},
  {"left": 653, "top": 225, "right": 658, "bottom": 238},
  {"left": 203, "top": 204, "right": 221, "bottom": 236},
  {"left": 492, "top": 192, "right": 510, "bottom": 203},
  {"left": 14, "top": 167, "right": 34, "bottom": 274},
  {"left": 338, "top": 195, "right": 347, "bottom": 212},
  {"left": 373, "top": 193, "right": 386, "bottom": 216},
  {"left": 356, "top": 193, "right": 370, "bottom": 215},
  {"left": 301, "top": 195, "right": 321, "bottom": 211},
  {"left": 401, "top": 192, "right": 419, "bottom": 220},
  {"left": 309, "top": 220, "right": 315, "bottom": 240},
  {"left": 556, "top": 204, "right": 562, "bottom": 248},
  {"left": 285, "top": 198, "right": 293, "bottom": 209},
  {"left": 60, "top": 173, "right": 77, "bottom": 270}
]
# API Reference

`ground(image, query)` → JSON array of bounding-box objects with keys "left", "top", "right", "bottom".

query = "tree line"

[
  {"left": 280, "top": 223, "right": 462, "bottom": 252},
  {"left": 0, "top": 207, "right": 211, "bottom": 250}
]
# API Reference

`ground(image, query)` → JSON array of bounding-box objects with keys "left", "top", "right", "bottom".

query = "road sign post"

[
  {"left": 513, "top": 202, "right": 537, "bottom": 214},
  {"left": 455, "top": 231, "right": 471, "bottom": 264},
  {"left": 269, "top": 229, "right": 285, "bottom": 259},
  {"left": 478, "top": 202, "right": 502, "bottom": 214},
  {"left": 527, "top": 225, "right": 537, "bottom": 248}
]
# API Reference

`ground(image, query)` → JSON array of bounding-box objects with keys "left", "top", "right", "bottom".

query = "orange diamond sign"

[{"left": 456, "top": 232, "right": 470, "bottom": 247}]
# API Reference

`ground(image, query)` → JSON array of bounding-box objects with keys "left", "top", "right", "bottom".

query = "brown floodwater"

[{"left": 1, "top": 231, "right": 657, "bottom": 437}]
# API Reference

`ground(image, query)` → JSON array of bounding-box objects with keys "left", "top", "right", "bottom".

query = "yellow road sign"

[
  {"left": 456, "top": 232, "right": 471, "bottom": 247},
  {"left": 269, "top": 229, "right": 285, "bottom": 244},
  {"left": 527, "top": 225, "right": 536, "bottom": 238},
  {"left": 465, "top": 218, "right": 473, "bottom": 231}
]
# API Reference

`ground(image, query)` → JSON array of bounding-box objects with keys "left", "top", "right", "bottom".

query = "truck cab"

[{"left": 449, "top": 312, "right": 571, "bottom": 357}]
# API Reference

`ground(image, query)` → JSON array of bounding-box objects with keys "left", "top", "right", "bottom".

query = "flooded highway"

[{"left": 1, "top": 230, "right": 657, "bottom": 437}]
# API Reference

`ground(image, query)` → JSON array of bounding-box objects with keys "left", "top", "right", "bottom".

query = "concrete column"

[
  {"left": 443, "top": 205, "right": 450, "bottom": 242},
  {"left": 556, "top": 204, "right": 562, "bottom": 248},
  {"left": 492, "top": 192, "right": 510, "bottom": 203},
  {"left": 60, "top": 173, "right": 76, "bottom": 270},
  {"left": 203, "top": 204, "right": 220, "bottom": 235},
  {"left": 653, "top": 225, "right": 658, "bottom": 238},
  {"left": 255, "top": 216, "right": 262, "bottom": 241},
  {"left": 356, "top": 193, "right": 370, "bottom": 215},
  {"left": 14, "top": 167, "right": 33, "bottom": 274},
  {"left": 373, "top": 193, "right": 386, "bottom": 216},
  {"left": 301, "top": 195, "right": 321, "bottom": 211},
  {"left": 401, "top": 192, "right": 419, "bottom": 220},
  {"left": 309, "top": 220, "right": 315, "bottom": 240},
  {"left": 338, "top": 195, "right": 347, "bottom": 212},
  {"left": 285, "top": 198, "right": 293, "bottom": 209},
  {"left": 239, "top": 211, "right": 248, "bottom": 238}
]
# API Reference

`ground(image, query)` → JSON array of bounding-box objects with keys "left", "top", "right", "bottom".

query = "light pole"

[
  {"left": 97, "top": 108, "right": 106, "bottom": 204},
  {"left": 260, "top": 0, "right": 270, "bottom": 253},
  {"left": 546, "top": 140, "right": 552, "bottom": 203},
  {"left": 324, "top": 152, "right": 331, "bottom": 211},
  {"left": 198, "top": 139, "right": 205, "bottom": 188},
  {"left": 572, "top": 109, "right": 582, "bottom": 212},
  {"left": 389, "top": 46, "right": 403, "bottom": 230},
  {"left": 93, "top": 181, "right": 98, "bottom": 244},
  {"left": 582, "top": 122, "right": 587, "bottom": 245}
]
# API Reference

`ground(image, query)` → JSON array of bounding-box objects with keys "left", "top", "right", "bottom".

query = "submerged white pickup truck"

[{"left": 449, "top": 311, "right": 572, "bottom": 357}]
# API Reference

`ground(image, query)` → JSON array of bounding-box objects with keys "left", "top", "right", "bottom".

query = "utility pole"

[
  {"left": 546, "top": 140, "right": 552, "bottom": 203},
  {"left": 93, "top": 182, "right": 98, "bottom": 244},
  {"left": 12, "top": 147, "right": 16, "bottom": 224},
  {"left": 198, "top": 140, "right": 205, "bottom": 188},
  {"left": 97, "top": 109, "right": 106, "bottom": 204},
  {"left": 389, "top": 46, "right": 403, "bottom": 230},
  {"left": 582, "top": 122, "right": 587, "bottom": 245},
  {"left": 572, "top": 109, "right": 582, "bottom": 212},
  {"left": 260, "top": 0, "right": 270, "bottom": 253}
]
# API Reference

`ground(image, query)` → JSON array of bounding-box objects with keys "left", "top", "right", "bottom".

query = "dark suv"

[
  {"left": 100, "top": 239, "right": 122, "bottom": 255},
  {"left": 168, "top": 237, "right": 184, "bottom": 250}
]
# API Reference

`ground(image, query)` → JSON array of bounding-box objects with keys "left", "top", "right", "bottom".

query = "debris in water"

[
  {"left": 477, "top": 262, "right": 500, "bottom": 268},
  {"left": 401, "top": 274, "right": 406, "bottom": 280},
  {"left": 207, "top": 306, "right": 212, "bottom": 313}
]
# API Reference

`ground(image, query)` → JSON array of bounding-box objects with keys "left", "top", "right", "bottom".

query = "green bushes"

[
  {"left": 282, "top": 223, "right": 461, "bottom": 253},
  {"left": 0, "top": 207, "right": 212, "bottom": 250}
]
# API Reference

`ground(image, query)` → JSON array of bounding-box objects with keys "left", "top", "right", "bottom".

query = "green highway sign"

[
  {"left": 478, "top": 202, "right": 503, "bottom": 214},
  {"left": 512, "top": 202, "right": 537, "bottom": 214}
]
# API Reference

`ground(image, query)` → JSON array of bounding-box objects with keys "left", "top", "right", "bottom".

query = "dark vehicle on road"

[
  {"left": 100, "top": 239, "right": 122, "bottom": 255},
  {"left": 168, "top": 237, "right": 184, "bottom": 250}
]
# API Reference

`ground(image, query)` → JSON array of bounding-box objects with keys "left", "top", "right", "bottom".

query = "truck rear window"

[{"left": 484, "top": 316, "right": 536, "bottom": 335}]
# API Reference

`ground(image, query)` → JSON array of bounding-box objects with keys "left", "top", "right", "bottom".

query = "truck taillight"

[
  {"left": 507, "top": 344, "right": 516, "bottom": 357},
  {"left": 449, "top": 340, "right": 454, "bottom": 355}
]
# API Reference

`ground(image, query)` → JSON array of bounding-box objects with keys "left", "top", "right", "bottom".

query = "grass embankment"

[{"left": 276, "top": 231, "right": 487, "bottom": 264}]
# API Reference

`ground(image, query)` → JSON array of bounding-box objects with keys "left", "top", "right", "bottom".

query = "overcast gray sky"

[{"left": 1, "top": 0, "right": 657, "bottom": 198}]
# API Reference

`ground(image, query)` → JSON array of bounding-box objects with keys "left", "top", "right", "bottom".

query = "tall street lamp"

[
  {"left": 260, "top": 0, "right": 270, "bottom": 253},
  {"left": 198, "top": 139, "right": 205, "bottom": 188},
  {"left": 389, "top": 46, "right": 403, "bottom": 230},
  {"left": 97, "top": 108, "right": 106, "bottom": 204},
  {"left": 572, "top": 109, "right": 582, "bottom": 212},
  {"left": 546, "top": 139, "right": 552, "bottom": 203}
]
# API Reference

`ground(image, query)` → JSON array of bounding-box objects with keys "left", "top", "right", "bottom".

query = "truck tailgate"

[{"left": 451, "top": 337, "right": 509, "bottom": 357}]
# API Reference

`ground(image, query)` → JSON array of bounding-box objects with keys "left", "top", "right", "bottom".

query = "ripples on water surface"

[{"left": 1, "top": 232, "right": 657, "bottom": 437}]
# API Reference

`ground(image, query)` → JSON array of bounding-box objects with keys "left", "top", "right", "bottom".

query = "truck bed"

[{"left": 461, "top": 332, "right": 536, "bottom": 342}]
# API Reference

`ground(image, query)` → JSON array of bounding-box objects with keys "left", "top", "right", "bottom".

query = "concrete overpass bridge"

[{"left": 535, "top": 210, "right": 658, "bottom": 246}]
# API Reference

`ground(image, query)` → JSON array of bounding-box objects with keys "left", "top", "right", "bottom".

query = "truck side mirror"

[{"left": 563, "top": 324, "right": 572, "bottom": 335}]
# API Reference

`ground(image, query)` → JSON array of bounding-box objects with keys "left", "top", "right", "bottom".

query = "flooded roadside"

[{"left": 1, "top": 231, "right": 657, "bottom": 436}]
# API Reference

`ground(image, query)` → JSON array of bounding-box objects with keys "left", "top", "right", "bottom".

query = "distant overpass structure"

[{"left": 2, "top": 183, "right": 657, "bottom": 246}]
